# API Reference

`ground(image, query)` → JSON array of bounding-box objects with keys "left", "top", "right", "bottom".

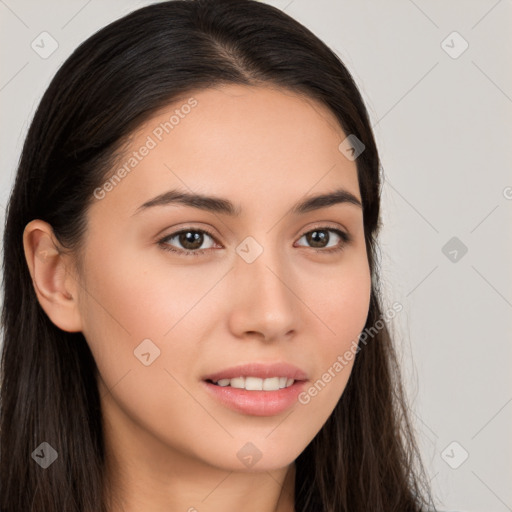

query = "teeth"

[
  {"left": 212, "top": 376, "right": 296, "bottom": 390},
  {"left": 262, "top": 377, "right": 279, "bottom": 390},
  {"left": 245, "top": 376, "right": 263, "bottom": 390},
  {"left": 230, "top": 377, "right": 245, "bottom": 389}
]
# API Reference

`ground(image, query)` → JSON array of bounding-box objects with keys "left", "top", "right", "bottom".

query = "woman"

[{"left": 0, "top": 0, "right": 434, "bottom": 510}]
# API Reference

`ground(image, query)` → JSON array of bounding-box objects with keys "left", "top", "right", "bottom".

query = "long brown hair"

[{"left": 1, "top": 0, "right": 434, "bottom": 510}]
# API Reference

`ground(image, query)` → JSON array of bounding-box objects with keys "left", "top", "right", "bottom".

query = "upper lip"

[{"left": 202, "top": 362, "right": 308, "bottom": 382}]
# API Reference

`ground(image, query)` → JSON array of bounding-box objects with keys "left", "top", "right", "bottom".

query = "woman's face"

[{"left": 74, "top": 84, "right": 371, "bottom": 473}]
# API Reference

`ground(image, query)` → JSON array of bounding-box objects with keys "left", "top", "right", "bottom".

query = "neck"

[{"left": 105, "top": 449, "right": 296, "bottom": 512}]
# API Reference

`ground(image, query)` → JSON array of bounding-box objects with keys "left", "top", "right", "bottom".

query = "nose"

[{"left": 227, "top": 243, "right": 300, "bottom": 343}]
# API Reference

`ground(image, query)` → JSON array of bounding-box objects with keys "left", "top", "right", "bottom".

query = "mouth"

[
  {"left": 201, "top": 362, "right": 308, "bottom": 416},
  {"left": 205, "top": 376, "right": 298, "bottom": 390}
]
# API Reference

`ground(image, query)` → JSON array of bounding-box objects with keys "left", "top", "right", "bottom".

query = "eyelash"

[{"left": 157, "top": 225, "right": 352, "bottom": 257}]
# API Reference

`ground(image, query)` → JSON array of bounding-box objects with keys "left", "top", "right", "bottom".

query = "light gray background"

[{"left": 1, "top": 1, "right": 511, "bottom": 511}]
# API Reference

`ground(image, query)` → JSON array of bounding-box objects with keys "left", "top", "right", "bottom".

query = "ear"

[{"left": 23, "top": 220, "right": 83, "bottom": 333}]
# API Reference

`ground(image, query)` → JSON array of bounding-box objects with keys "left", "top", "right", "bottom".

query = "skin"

[{"left": 23, "top": 84, "right": 372, "bottom": 512}]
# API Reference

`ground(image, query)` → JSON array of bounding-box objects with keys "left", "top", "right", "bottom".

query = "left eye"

[
  {"left": 158, "top": 227, "right": 350, "bottom": 256},
  {"left": 295, "top": 228, "right": 350, "bottom": 252}
]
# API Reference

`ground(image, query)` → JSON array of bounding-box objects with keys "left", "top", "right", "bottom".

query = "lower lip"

[{"left": 203, "top": 380, "right": 307, "bottom": 416}]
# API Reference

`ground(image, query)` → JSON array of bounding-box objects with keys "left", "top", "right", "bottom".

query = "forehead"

[{"left": 91, "top": 84, "right": 360, "bottom": 218}]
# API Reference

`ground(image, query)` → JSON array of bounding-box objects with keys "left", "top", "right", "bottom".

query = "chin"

[{"left": 198, "top": 440, "right": 303, "bottom": 473}]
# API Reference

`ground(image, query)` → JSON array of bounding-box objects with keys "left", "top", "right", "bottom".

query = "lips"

[
  {"left": 202, "top": 363, "right": 309, "bottom": 416},
  {"left": 202, "top": 362, "right": 308, "bottom": 383}
]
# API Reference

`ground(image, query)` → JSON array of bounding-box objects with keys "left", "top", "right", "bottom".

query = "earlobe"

[{"left": 23, "top": 220, "right": 83, "bottom": 333}]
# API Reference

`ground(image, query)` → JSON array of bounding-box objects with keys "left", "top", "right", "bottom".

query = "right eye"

[{"left": 157, "top": 228, "right": 220, "bottom": 256}]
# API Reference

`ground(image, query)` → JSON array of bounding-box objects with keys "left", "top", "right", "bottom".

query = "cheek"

[
  {"left": 308, "top": 251, "right": 372, "bottom": 349},
  {"left": 75, "top": 245, "right": 170, "bottom": 376},
  {"left": 80, "top": 242, "right": 215, "bottom": 339},
  {"left": 298, "top": 254, "right": 371, "bottom": 409},
  {"left": 77, "top": 247, "right": 218, "bottom": 443}
]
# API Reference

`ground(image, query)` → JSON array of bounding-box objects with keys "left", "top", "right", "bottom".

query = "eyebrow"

[{"left": 133, "top": 187, "right": 362, "bottom": 217}]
